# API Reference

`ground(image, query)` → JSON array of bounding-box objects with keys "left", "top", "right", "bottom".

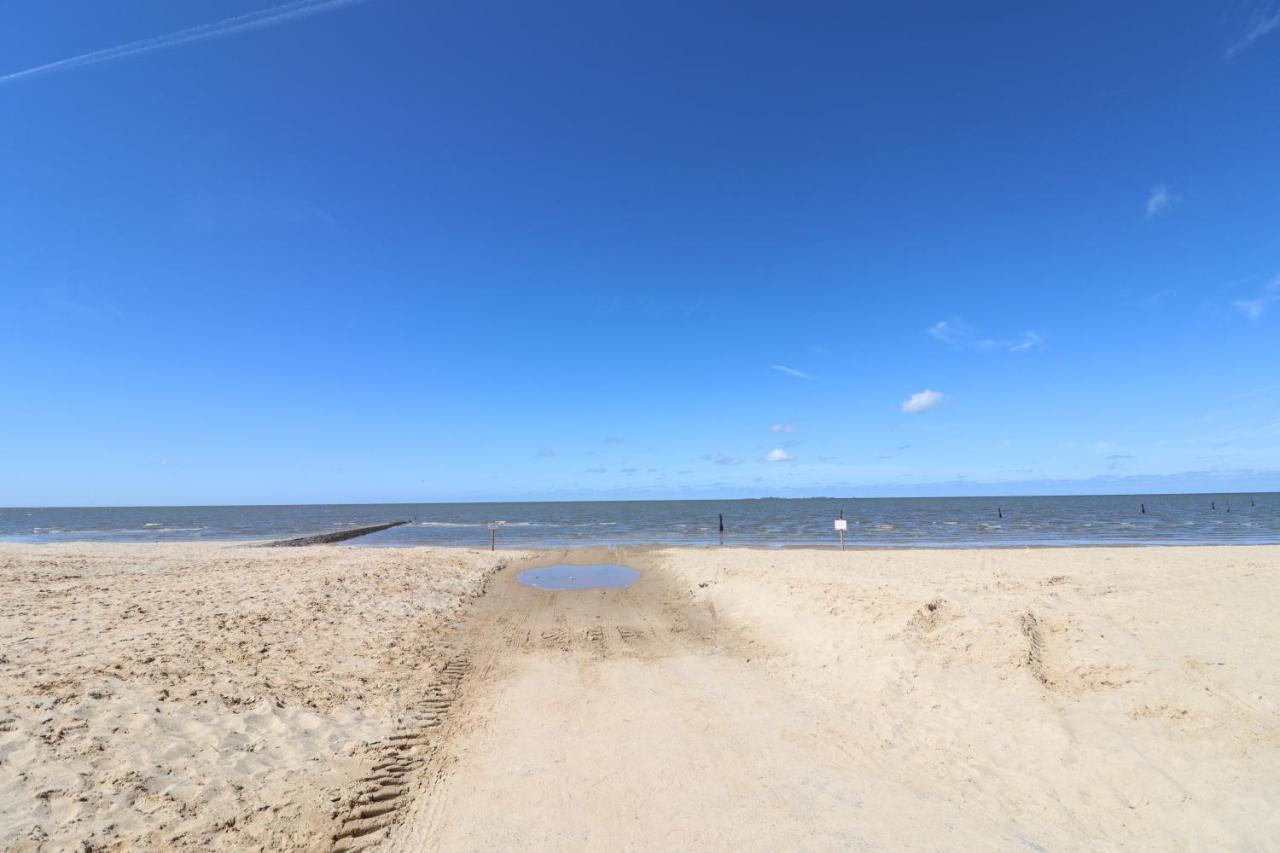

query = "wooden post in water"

[
  {"left": 718, "top": 513, "right": 724, "bottom": 546},
  {"left": 1141, "top": 502, "right": 1146, "bottom": 514}
]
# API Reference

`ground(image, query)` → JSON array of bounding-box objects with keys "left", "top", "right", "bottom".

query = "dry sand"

[
  {"left": 3, "top": 543, "right": 1279, "bottom": 850},
  {"left": 0, "top": 542, "right": 508, "bottom": 851}
]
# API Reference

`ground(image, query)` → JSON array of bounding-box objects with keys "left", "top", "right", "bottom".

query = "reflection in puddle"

[{"left": 517, "top": 563, "right": 640, "bottom": 590}]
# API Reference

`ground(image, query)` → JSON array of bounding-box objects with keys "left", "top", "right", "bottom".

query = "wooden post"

[
  {"left": 491, "top": 528, "right": 495, "bottom": 551},
  {"left": 1141, "top": 503, "right": 1146, "bottom": 514},
  {"left": 837, "top": 509, "right": 845, "bottom": 551},
  {"left": 718, "top": 513, "right": 724, "bottom": 545}
]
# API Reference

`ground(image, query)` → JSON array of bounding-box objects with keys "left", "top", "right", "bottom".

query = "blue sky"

[{"left": 2, "top": 0, "right": 1279, "bottom": 506}]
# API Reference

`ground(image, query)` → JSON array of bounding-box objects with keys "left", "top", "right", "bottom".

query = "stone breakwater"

[{"left": 264, "top": 521, "right": 408, "bottom": 547}]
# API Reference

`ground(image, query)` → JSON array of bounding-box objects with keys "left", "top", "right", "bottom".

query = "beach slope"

[
  {"left": 3, "top": 543, "right": 1279, "bottom": 850},
  {"left": 388, "top": 545, "right": 1280, "bottom": 851}
]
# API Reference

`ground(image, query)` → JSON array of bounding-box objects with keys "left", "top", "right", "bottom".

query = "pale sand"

[
  {"left": 4, "top": 543, "right": 1280, "bottom": 850},
  {"left": 0, "top": 542, "right": 508, "bottom": 851}
]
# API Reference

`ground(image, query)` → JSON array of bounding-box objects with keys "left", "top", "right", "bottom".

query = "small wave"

[
  {"left": 144, "top": 523, "right": 162, "bottom": 528},
  {"left": 416, "top": 522, "right": 484, "bottom": 528}
]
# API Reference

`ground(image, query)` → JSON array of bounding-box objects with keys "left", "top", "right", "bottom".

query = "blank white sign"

[{"left": 834, "top": 519, "right": 847, "bottom": 531}]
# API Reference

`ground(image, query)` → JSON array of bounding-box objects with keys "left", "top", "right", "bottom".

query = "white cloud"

[
  {"left": 1233, "top": 275, "right": 1280, "bottom": 319},
  {"left": 770, "top": 364, "right": 810, "bottom": 379},
  {"left": 901, "top": 389, "right": 945, "bottom": 414},
  {"left": 1145, "top": 184, "right": 1175, "bottom": 219},
  {"left": 927, "top": 318, "right": 974, "bottom": 345},
  {"left": 929, "top": 318, "right": 1044, "bottom": 353},
  {"left": 765, "top": 449, "right": 794, "bottom": 462},
  {"left": 771, "top": 423, "right": 795, "bottom": 432},
  {"left": 715, "top": 456, "right": 743, "bottom": 466},
  {"left": 1227, "top": 4, "right": 1280, "bottom": 58},
  {"left": 0, "top": 0, "right": 373, "bottom": 87},
  {"left": 1009, "top": 331, "right": 1045, "bottom": 352}
]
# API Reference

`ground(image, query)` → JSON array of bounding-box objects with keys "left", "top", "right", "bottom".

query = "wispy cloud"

[
  {"left": 0, "top": 0, "right": 373, "bottom": 87},
  {"left": 584, "top": 467, "right": 607, "bottom": 474},
  {"left": 1008, "top": 331, "right": 1045, "bottom": 352},
  {"left": 901, "top": 389, "right": 945, "bottom": 414},
  {"left": 765, "top": 449, "right": 794, "bottom": 462},
  {"left": 770, "top": 364, "right": 810, "bottom": 380},
  {"left": 927, "top": 318, "right": 974, "bottom": 345},
  {"left": 1106, "top": 453, "right": 1135, "bottom": 471},
  {"left": 1129, "top": 287, "right": 1181, "bottom": 308},
  {"left": 1145, "top": 184, "right": 1176, "bottom": 219},
  {"left": 928, "top": 317, "right": 1044, "bottom": 353},
  {"left": 182, "top": 190, "right": 337, "bottom": 231},
  {"left": 770, "top": 423, "right": 795, "bottom": 433},
  {"left": 1233, "top": 274, "right": 1280, "bottom": 319},
  {"left": 1226, "top": 3, "right": 1280, "bottom": 57},
  {"left": 603, "top": 436, "right": 625, "bottom": 444},
  {"left": 534, "top": 448, "right": 556, "bottom": 458},
  {"left": 714, "top": 456, "right": 743, "bottom": 466}
]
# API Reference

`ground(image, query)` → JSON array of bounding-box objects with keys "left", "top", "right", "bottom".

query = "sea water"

[
  {"left": 1, "top": 494, "right": 1277, "bottom": 548},
  {"left": 516, "top": 564, "right": 641, "bottom": 590}
]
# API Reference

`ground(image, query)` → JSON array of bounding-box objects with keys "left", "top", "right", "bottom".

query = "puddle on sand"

[{"left": 516, "top": 563, "right": 640, "bottom": 590}]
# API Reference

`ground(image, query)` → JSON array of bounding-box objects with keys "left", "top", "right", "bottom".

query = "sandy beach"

[{"left": 3, "top": 543, "right": 1279, "bottom": 850}]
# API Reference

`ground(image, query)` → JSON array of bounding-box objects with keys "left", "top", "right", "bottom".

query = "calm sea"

[{"left": 1, "top": 494, "right": 1277, "bottom": 548}]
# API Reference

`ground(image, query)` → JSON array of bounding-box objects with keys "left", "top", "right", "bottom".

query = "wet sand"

[{"left": 3, "top": 543, "right": 1279, "bottom": 849}]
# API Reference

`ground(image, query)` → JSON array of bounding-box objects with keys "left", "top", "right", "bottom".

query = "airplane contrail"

[{"left": 0, "top": 0, "right": 373, "bottom": 86}]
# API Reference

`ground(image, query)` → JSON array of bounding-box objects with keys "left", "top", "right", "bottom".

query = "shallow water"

[
  {"left": 2, "top": 494, "right": 1278, "bottom": 548},
  {"left": 516, "top": 564, "right": 640, "bottom": 590}
]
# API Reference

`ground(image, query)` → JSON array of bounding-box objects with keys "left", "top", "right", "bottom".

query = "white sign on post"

[
  {"left": 834, "top": 519, "right": 848, "bottom": 531},
  {"left": 488, "top": 521, "right": 505, "bottom": 551}
]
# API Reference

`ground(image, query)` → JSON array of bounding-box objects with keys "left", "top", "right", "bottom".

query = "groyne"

[{"left": 263, "top": 520, "right": 407, "bottom": 547}]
